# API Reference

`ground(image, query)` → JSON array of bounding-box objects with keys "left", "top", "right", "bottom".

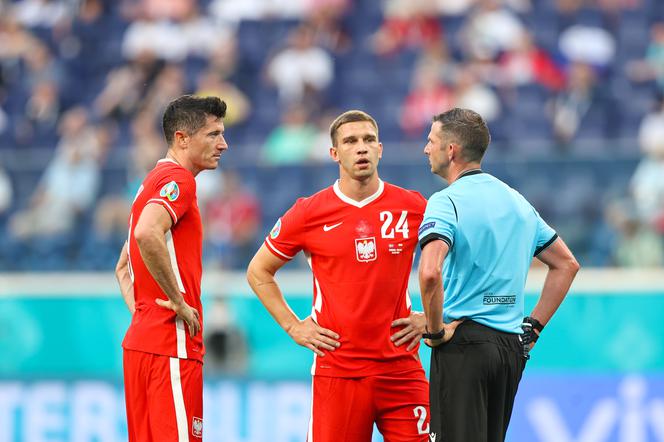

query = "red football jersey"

[
  {"left": 122, "top": 159, "right": 205, "bottom": 362},
  {"left": 265, "top": 180, "right": 427, "bottom": 377}
]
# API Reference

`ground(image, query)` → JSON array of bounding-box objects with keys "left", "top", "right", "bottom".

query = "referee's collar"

[{"left": 456, "top": 169, "right": 483, "bottom": 180}]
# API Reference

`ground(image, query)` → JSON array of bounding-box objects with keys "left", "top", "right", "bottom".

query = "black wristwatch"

[
  {"left": 524, "top": 316, "right": 545, "bottom": 333},
  {"left": 422, "top": 328, "right": 445, "bottom": 340}
]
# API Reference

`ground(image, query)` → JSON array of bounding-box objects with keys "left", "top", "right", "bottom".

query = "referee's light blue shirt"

[{"left": 418, "top": 170, "right": 557, "bottom": 334}]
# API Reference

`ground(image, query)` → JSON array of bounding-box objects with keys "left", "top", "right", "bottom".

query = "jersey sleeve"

[
  {"left": 147, "top": 169, "right": 196, "bottom": 224},
  {"left": 264, "top": 199, "right": 307, "bottom": 260},
  {"left": 532, "top": 207, "right": 558, "bottom": 256},
  {"left": 418, "top": 191, "right": 458, "bottom": 250}
]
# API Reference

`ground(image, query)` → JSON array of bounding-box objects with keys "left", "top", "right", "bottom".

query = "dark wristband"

[{"left": 423, "top": 329, "right": 445, "bottom": 340}]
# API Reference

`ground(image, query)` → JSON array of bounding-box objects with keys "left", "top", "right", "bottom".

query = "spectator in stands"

[
  {"left": 454, "top": 64, "right": 502, "bottom": 123},
  {"left": 94, "top": 55, "right": 164, "bottom": 121},
  {"left": 627, "top": 21, "right": 664, "bottom": 92},
  {"left": 209, "top": 0, "right": 308, "bottom": 23},
  {"left": 10, "top": 0, "right": 70, "bottom": 29},
  {"left": 631, "top": 94, "right": 664, "bottom": 232},
  {"left": 371, "top": 0, "right": 442, "bottom": 56},
  {"left": 140, "top": 63, "right": 186, "bottom": 118},
  {"left": 122, "top": 0, "right": 232, "bottom": 63},
  {"left": 548, "top": 62, "right": 601, "bottom": 145},
  {"left": 265, "top": 24, "right": 334, "bottom": 105},
  {"left": 605, "top": 199, "right": 664, "bottom": 267},
  {"left": 498, "top": 30, "right": 566, "bottom": 91},
  {"left": 261, "top": 103, "right": 318, "bottom": 164},
  {"left": 558, "top": 24, "right": 616, "bottom": 70},
  {"left": 195, "top": 68, "right": 250, "bottom": 128},
  {"left": 304, "top": 0, "right": 351, "bottom": 54},
  {"left": 400, "top": 62, "right": 454, "bottom": 137},
  {"left": 460, "top": 0, "right": 526, "bottom": 61},
  {"left": 202, "top": 171, "right": 261, "bottom": 269},
  {"left": 8, "top": 106, "right": 103, "bottom": 239},
  {"left": 19, "top": 80, "right": 60, "bottom": 146}
]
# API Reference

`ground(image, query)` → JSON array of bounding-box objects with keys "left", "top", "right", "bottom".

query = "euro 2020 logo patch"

[
  {"left": 355, "top": 237, "right": 377, "bottom": 262},
  {"left": 192, "top": 416, "right": 203, "bottom": 438},
  {"left": 159, "top": 181, "right": 180, "bottom": 202},
  {"left": 270, "top": 218, "right": 282, "bottom": 239}
]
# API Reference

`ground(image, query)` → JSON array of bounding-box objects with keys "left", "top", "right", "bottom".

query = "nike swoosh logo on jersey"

[{"left": 323, "top": 222, "right": 343, "bottom": 232}]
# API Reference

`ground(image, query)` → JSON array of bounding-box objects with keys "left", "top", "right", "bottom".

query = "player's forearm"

[
  {"left": 530, "top": 266, "right": 578, "bottom": 326},
  {"left": 247, "top": 266, "right": 300, "bottom": 333},
  {"left": 116, "top": 268, "right": 135, "bottom": 313},
  {"left": 136, "top": 229, "right": 184, "bottom": 306},
  {"left": 115, "top": 242, "right": 135, "bottom": 313}
]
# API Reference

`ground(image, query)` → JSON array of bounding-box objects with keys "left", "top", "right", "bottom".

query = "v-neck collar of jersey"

[
  {"left": 157, "top": 158, "right": 179, "bottom": 165},
  {"left": 333, "top": 179, "right": 385, "bottom": 208}
]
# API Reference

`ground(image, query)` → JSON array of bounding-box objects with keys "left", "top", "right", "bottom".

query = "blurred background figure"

[
  {"left": 261, "top": 103, "right": 318, "bottom": 164},
  {"left": 8, "top": 107, "right": 102, "bottom": 241},
  {"left": 202, "top": 170, "right": 261, "bottom": 269},
  {"left": 265, "top": 24, "right": 334, "bottom": 105}
]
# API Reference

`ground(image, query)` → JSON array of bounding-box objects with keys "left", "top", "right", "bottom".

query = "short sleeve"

[
  {"left": 264, "top": 199, "right": 307, "bottom": 260},
  {"left": 533, "top": 208, "right": 558, "bottom": 256},
  {"left": 147, "top": 169, "right": 196, "bottom": 224},
  {"left": 418, "top": 192, "right": 458, "bottom": 250}
]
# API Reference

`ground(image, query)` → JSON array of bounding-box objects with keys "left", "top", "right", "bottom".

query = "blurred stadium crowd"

[{"left": 0, "top": 0, "right": 663, "bottom": 271}]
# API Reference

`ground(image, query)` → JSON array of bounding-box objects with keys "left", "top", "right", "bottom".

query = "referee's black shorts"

[{"left": 429, "top": 320, "right": 526, "bottom": 442}]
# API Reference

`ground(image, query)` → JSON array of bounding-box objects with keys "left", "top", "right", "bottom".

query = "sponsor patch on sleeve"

[
  {"left": 418, "top": 221, "right": 436, "bottom": 236},
  {"left": 270, "top": 218, "right": 282, "bottom": 239},
  {"left": 159, "top": 181, "right": 180, "bottom": 202}
]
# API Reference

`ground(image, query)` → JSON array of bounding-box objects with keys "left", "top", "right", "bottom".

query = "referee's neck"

[{"left": 447, "top": 163, "right": 482, "bottom": 184}]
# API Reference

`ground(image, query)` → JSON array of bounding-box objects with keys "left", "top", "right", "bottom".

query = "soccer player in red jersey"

[
  {"left": 115, "top": 95, "right": 228, "bottom": 442},
  {"left": 247, "top": 110, "right": 430, "bottom": 441}
]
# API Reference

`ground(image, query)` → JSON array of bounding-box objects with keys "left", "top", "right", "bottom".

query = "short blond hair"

[{"left": 329, "top": 110, "right": 379, "bottom": 146}]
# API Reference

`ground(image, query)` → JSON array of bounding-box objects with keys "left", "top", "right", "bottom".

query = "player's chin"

[{"left": 208, "top": 156, "right": 221, "bottom": 168}]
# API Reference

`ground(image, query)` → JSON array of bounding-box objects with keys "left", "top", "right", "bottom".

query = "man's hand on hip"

[
  {"left": 391, "top": 311, "right": 427, "bottom": 351},
  {"left": 155, "top": 297, "right": 201, "bottom": 337},
  {"left": 286, "top": 316, "right": 340, "bottom": 357}
]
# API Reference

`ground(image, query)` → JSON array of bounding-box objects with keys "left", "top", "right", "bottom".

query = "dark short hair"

[
  {"left": 432, "top": 108, "right": 491, "bottom": 162},
  {"left": 329, "top": 110, "right": 379, "bottom": 146},
  {"left": 162, "top": 95, "right": 227, "bottom": 145}
]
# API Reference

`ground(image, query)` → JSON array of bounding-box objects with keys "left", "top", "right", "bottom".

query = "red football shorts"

[
  {"left": 123, "top": 349, "right": 203, "bottom": 441},
  {"left": 308, "top": 369, "right": 430, "bottom": 442}
]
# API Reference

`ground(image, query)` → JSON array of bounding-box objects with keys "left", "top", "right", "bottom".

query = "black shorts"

[{"left": 429, "top": 320, "right": 526, "bottom": 442}]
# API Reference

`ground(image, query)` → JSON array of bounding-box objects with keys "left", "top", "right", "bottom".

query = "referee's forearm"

[
  {"left": 530, "top": 267, "right": 577, "bottom": 326},
  {"left": 419, "top": 271, "right": 443, "bottom": 331}
]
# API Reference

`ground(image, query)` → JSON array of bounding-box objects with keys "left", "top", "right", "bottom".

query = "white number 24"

[{"left": 380, "top": 211, "right": 409, "bottom": 239}]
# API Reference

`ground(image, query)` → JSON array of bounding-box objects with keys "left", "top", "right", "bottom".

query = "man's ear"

[
  {"left": 329, "top": 146, "right": 339, "bottom": 163},
  {"left": 174, "top": 130, "right": 188, "bottom": 148}
]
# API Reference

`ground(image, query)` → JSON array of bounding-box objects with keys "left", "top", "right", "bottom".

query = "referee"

[{"left": 417, "top": 108, "right": 579, "bottom": 442}]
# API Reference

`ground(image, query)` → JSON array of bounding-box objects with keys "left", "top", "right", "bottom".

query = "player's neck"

[
  {"left": 165, "top": 150, "right": 198, "bottom": 176},
  {"left": 337, "top": 174, "right": 381, "bottom": 202}
]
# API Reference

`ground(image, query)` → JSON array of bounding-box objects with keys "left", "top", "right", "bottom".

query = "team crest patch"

[
  {"left": 355, "top": 237, "right": 377, "bottom": 262},
  {"left": 159, "top": 181, "right": 179, "bottom": 202},
  {"left": 270, "top": 218, "right": 282, "bottom": 239},
  {"left": 192, "top": 416, "right": 203, "bottom": 438}
]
